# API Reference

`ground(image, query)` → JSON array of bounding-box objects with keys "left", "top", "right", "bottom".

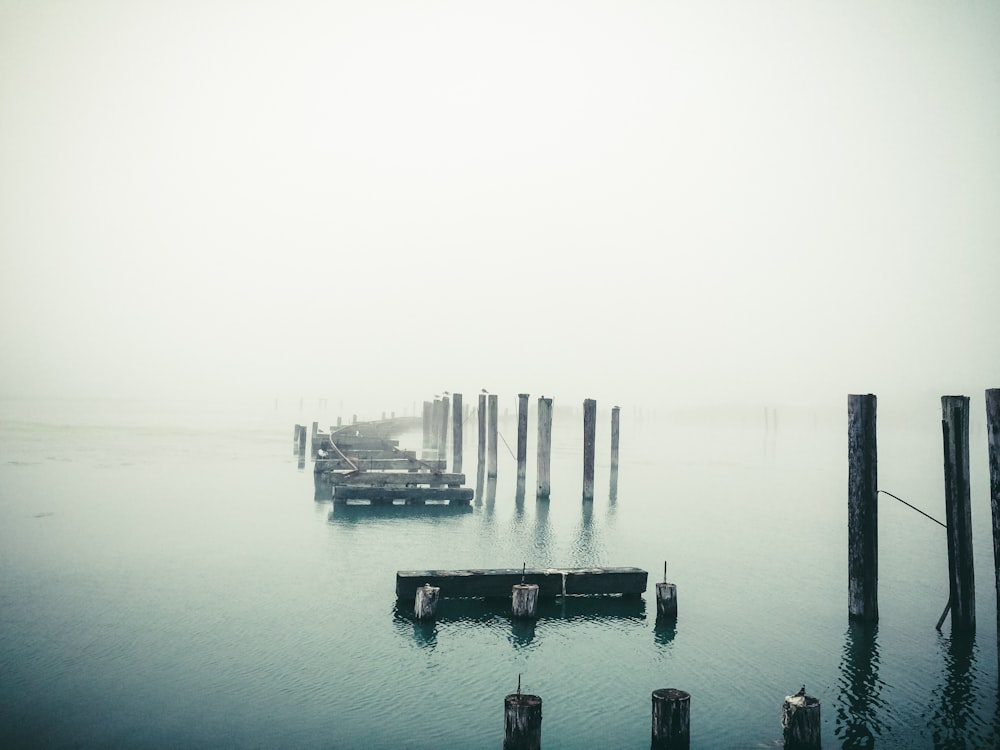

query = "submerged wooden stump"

[
  {"left": 651, "top": 688, "right": 690, "bottom": 749},
  {"left": 511, "top": 583, "right": 539, "bottom": 619},
  {"left": 504, "top": 693, "right": 542, "bottom": 750},
  {"left": 781, "top": 689, "right": 821, "bottom": 749},
  {"left": 655, "top": 582, "right": 677, "bottom": 620},
  {"left": 414, "top": 584, "right": 440, "bottom": 620}
]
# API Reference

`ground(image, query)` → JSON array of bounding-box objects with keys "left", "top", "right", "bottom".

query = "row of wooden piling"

[
  {"left": 848, "top": 389, "right": 1000, "bottom": 671},
  {"left": 501, "top": 684, "right": 820, "bottom": 749},
  {"left": 422, "top": 392, "right": 621, "bottom": 500}
]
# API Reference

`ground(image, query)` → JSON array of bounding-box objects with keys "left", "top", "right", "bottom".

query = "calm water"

[{"left": 1, "top": 397, "right": 998, "bottom": 749}]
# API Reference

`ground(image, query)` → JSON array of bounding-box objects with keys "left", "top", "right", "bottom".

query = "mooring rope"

[
  {"left": 878, "top": 490, "right": 947, "bottom": 529},
  {"left": 497, "top": 431, "right": 517, "bottom": 460}
]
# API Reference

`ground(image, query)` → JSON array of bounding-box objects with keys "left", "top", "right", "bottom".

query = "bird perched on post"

[{"left": 794, "top": 685, "right": 806, "bottom": 698}]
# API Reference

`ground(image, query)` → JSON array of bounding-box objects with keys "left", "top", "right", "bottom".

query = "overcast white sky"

[{"left": 1, "top": 0, "right": 997, "bottom": 413}]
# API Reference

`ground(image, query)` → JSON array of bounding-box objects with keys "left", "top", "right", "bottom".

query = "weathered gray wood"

[
  {"left": 488, "top": 394, "right": 499, "bottom": 477},
  {"left": 987, "top": 388, "right": 1000, "bottom": 672},
  {"left": 414, "top": 584, "right": 440, "bottom": 620},
  {"left": 651, "top": 688, "right": 690, "bottom": 750},
  {"left": 396, "top": 567, "right": 648, "bottom": 600},
  {"left": 511, "top": 583, "right": 539, "bottom": 619},
  {"left": 610, "top": 405, "right": 620, "bottom": 500},
  {"left": 439, "top": 395, "right": 450, "bottom": 464},
  {"left": 537, "top": 397, "right": 552, "bottom": 498},
  {"left": 422, "top": 401, "right": 432, "bottom": 448},
  {"left": 330, "top": 436, "right": 399, "bottom": 450},
  {"left": 781, "top": 690, "right": 821, "bottom": 750},
  {"left": 942, "top": 395, "right": 975, "bottom": 631},
  {"left": 503, "top": 693, "right": 542, "bottom": 750},
  {"left": 478, "top": 393, "right": 487, "bottom": 468},
  {"left": 333, "top": 486, "right": 474, "bottom": 502},
  {"left": 452, "top": 393, "right": 463, "bottom": 474},
  {"left": 516, "top": 394, "right": 529, "bottom": 482},
  {"left": 848, "top": 393, "right": 878, "bottom": 621},
  {"left": 324, "top": 472, "right": 466, "bottom": 486},
  {"left": 316, "top": 458, "right": 445, "bottom": 472},
  {"left": 583, "top": 398, "right": 596, "bottom": 500},
  {"left": 656, "top": 582, "right": 677, "bottom": 620}
]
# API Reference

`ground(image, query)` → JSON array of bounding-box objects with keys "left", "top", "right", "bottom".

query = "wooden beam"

[
  {"left": 325, "top": 472, "right": 466, "bottom": 486},
  {"left": 333, "top": 486, "right": 474, "bottom": 502},
  {"left": 316, "top": 458, "right": 446, "bottom": 472},
  {"left": 395, "top": 567, "right": 648, "bottom": 600}
]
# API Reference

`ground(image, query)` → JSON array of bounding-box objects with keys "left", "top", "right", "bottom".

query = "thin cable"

[{"left": 878, "top": 490, "right": 947, "bottom": 529}]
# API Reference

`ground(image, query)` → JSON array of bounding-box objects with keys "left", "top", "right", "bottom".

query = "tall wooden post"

[
  {"left": 516, "top": 394, "right": 529, "bottom": 485},
  {"left": 942, "top": 395, "right": 975, "bottom": 631},
  {"left": 537, "top": 397, "right": 552, "bottom": 499},
  {"left": 478, "top": 394, "right": 487, "bottom": 469},
  {"left": 439, "top": 395, "right": 450, "bottom": 465},
  {"left": 651, "top": 688, "right": 690, "bottom": 750},
  {"left": 986, "top": 388, "right": 1000, "bottom": 671},
  {"left": 452, "top": 393, "right": 463, "bottom": 474},
  {"left": 504, "top": 692, "right": 542, "bottom": 750},
  {"left": 488, "top": 394, "right": 499, "bottom": 477},
  {"left": 583, "top": 398, "right": 596, "bottom": 501},
  {"left": 610, "top": 405, "right": 620, "bottom": 499},
  {"left": 848, "top": 394, "right": 878, "bottom": 621},
  {"left": 422, "top": 401, "right": 432, "bottom": 449}
]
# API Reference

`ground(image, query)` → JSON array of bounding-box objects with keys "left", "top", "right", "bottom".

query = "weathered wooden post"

[
  {"left": 504, "top": 688, "right": 542, "bottom": 750},
  {"left": 488, "top": 394, "right": 499, "bottom": 478},
  {"left": 431, "top": 398, "right": 442, "bottom": 451},
  {"left": 516, "top": 393, "right": 529, "bottom": 486},
  {"left": 610, "top": 405, "right": 620, "bottom": 499},
  {"left": 351, "top": 414, "right": 357, "bottom": 425},
  {"left": 656, "top": 561, "right": 677, "bottom": 620},
  {"left": 537, "top": 397, "right": 552, "bottom": 499},
  {"left": 651, "top": 688, "right": 690, "bottom": 750},
  {"left": 848, "top": 394, "right": 878, "bottom": 622},
  {"left": 781, "top": 687, "right": 821, "bottom": 749},
  {"left": 478, "top": 393, "right": 487, "bottom": 469},
  {"left": 293, "top": 424, "right": 301, "bottom": 450},
  {"left": 942, "top": 395, "right": 975, "bottom": 631},
  {"left": 414, "top": 584, "right": 440, "bottom": 620},
  {"left": 583, "top": 398, "right": 596, "bottom": 501},
  {"left": 336, "top": 416, "right": 342, "bottom": 428},
  {"left": 297, "top": 424, "right": 307, "bottom": 455},
  {"left": 452, "top": 392, "right": 463, "bottom": 474},
  {"left": 423, "top": 401, "right": 432, "bottom": 449},
  {"left": 439, "top": 395, "right": 450, "bottom": 464},
  {"left": 987, "top": 388, "right": 1000, "bottom": 672},
  {"left": 511, "top": 583, "right": 539, "bottom": 619}
]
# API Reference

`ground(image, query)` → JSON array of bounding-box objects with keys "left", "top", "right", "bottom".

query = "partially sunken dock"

[{"left": 396, "top": 567, "right": 648, "bottom": 600}]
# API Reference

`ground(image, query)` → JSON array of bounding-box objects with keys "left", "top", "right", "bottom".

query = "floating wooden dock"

[
  {"left": 313, "top": 418, "right": 472, "bottom": 505},
  {"left": 396, "top": 567, "right": 648, "bottom": 600}
]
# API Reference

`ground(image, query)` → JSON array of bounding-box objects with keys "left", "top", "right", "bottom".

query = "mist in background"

[{"left": 2, "top": 0, "right": 997, "bottom": 417}]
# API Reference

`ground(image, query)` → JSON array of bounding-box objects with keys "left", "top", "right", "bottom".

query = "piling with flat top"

[
  {"left": 942, "top": 395, "right": 975, "bottom": 631},
  {"left": 439, "top": 395, "right": 450, "bottom": 464},
  {"left": 781, "top": 688, "right": 821, "bottom": 749},
  {"left": 504, "top": 693, "right": 542, "bottom": 750},
  {"left": 516, "top": 394, "right": 529, "bottom": 483},
  {"left": 414, "top": 584, "right": 440, "bottom": 620},
  {"left": 536, "top": 397, "right": 553, "bottom": 499},
  {"left": 488, "top": 394, "right": 499, "bottom": 478},
  {"left": 610, "top": 405, "right": 620, "bottom": 498},
  {"left": 423, "top": 401, "right": 432, "bottom": 449},
  {"left": 297, "top": 424, "right": 307, "bottom": 455},
  {"left": 656, "top": 582, "right": 677, "bottom": 620},
  {"left": 478, "top": 394, "right": 487, "bottom": 469},
  {"left": 651, "top": 688, "right": 690, "bottom": 750},
  {"left": 987, "top": 389, "right": 1000, "bottom": 671},
  {"left": 452, "top": 393, "right": 463, "bottom": 474},
  {"left": 583, "top": 399, "right": 596, "bottom": 501},
  {"left": 848, "top": 394, "right": 878, "bottom": 622},
  {"left": 511, "top": 583, "right": 539, "bottom": 619}
]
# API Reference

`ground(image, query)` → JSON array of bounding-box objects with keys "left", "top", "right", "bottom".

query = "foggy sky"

[{"left": 1, "top": 0, "right": 998, "bottom": 414}]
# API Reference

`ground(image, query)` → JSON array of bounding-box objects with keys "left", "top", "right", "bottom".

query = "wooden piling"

[
  {"left": 942, "top": 395, "right": 975, "bottom": 631},
  {"left": 848, "top": 394, "right": 878, "bottom": 622},
  {"left": 297, "top": 424, "right": 307, "bottom": 455},
  {"left": 655, "top": 582, "right": 677, "bottom": 620},
  {"left": 516, "top": 394, "right": 529, "bottom": 484},
  {"left": 452, "top": 393, "right": 463, "bottom": 474},
  {"left": 423, "top": 401, "right": 432, "bottom": 449},
  {"left": 986, "top": 388, "right": 1000, "bottom": 672},
  {"left": 478, "top": 394, "right": 487, "bottom": 469},
  {"left": 439, "top": 395, "right": 450, "bottom": 464},
  {"left": 414, "top": 584, "right": 440, "bottom": 620},
  {"left": 650, "top": 688, "right": 690, "bottom": 750},
  {"left": 781, "top": 688, "right": 821, "bottom": 749},
  {"left": 537, "top": 397, "right": 552, "bottom": 499},
  {"left": 504, "top": 692, "right": 542, "bottom": 750},
  {"left": 610, "top": 405, "right": 620, "bottom": 499},
  {"left": 583, "top": 398, "right": 596, "bottom": 501},
  {"left": 511, "top": 583, "right": 539, "bottom": 619},
  {"left": 488, "top": 394, "right": 499, "bottom": 478},
  {"left": 431, "top": 398, "right": 442, "bottom": 450},
  {"left": 336, "top": 416, "right": 342, "bottom": 428}
]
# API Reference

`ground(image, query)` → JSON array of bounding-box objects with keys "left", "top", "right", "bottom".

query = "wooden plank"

[
  {"left": 325, "top": 472, "right": 466, "bottom": 486},
  {"left": 329, "top": 436, "right": 400, "bottom": 450},
  {"left": 334, "top": 486, "right": 474, "bottom": 502},
  {"left": 395, "top": 567, "right": 648, "bottom": 600},
  {"left": 315, "top": 458, "right": 446, "bottom": 472}
]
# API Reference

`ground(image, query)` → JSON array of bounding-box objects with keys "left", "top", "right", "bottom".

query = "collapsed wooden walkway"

[
  {"left": 313, "top": 419, "right": 473, "bottom": 505},
  {"left": 396, "top": 567, "right": 648, "bottom": 600}
]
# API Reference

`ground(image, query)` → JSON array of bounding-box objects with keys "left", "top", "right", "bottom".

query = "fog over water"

[{"left": 1, "top": 0, "right": 997, "bottom": 413}]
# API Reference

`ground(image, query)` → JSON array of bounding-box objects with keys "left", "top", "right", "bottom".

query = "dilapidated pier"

[{"left": 396, "top": 567, "right": 648, "bottom": 601}]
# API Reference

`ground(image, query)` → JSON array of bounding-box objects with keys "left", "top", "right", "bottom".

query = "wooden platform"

[{"left": 396, "top": 567, "right": 648, "bottom": 600}]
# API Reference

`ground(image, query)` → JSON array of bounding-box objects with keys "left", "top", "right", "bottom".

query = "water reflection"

[
  {"left": 510, "top": 619, "right": 535, "bottom": 647},
  {"left": 570, "top": 501, "right": 603, "bottom": 566},
  {"left": 392, "top": 596, "right": 646, "bottom": 628},
  {"left": 653, "top": 618, "right": 677, "bottom": 649},
  {"left": 835, "top": 621, "right": 888, "bottom": 749},
  {"left": 928, "top": 629, "right": 988, "bottom": 748},
  {"left": 327, "top": 503, "right": 473, "bottom": 524}
]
